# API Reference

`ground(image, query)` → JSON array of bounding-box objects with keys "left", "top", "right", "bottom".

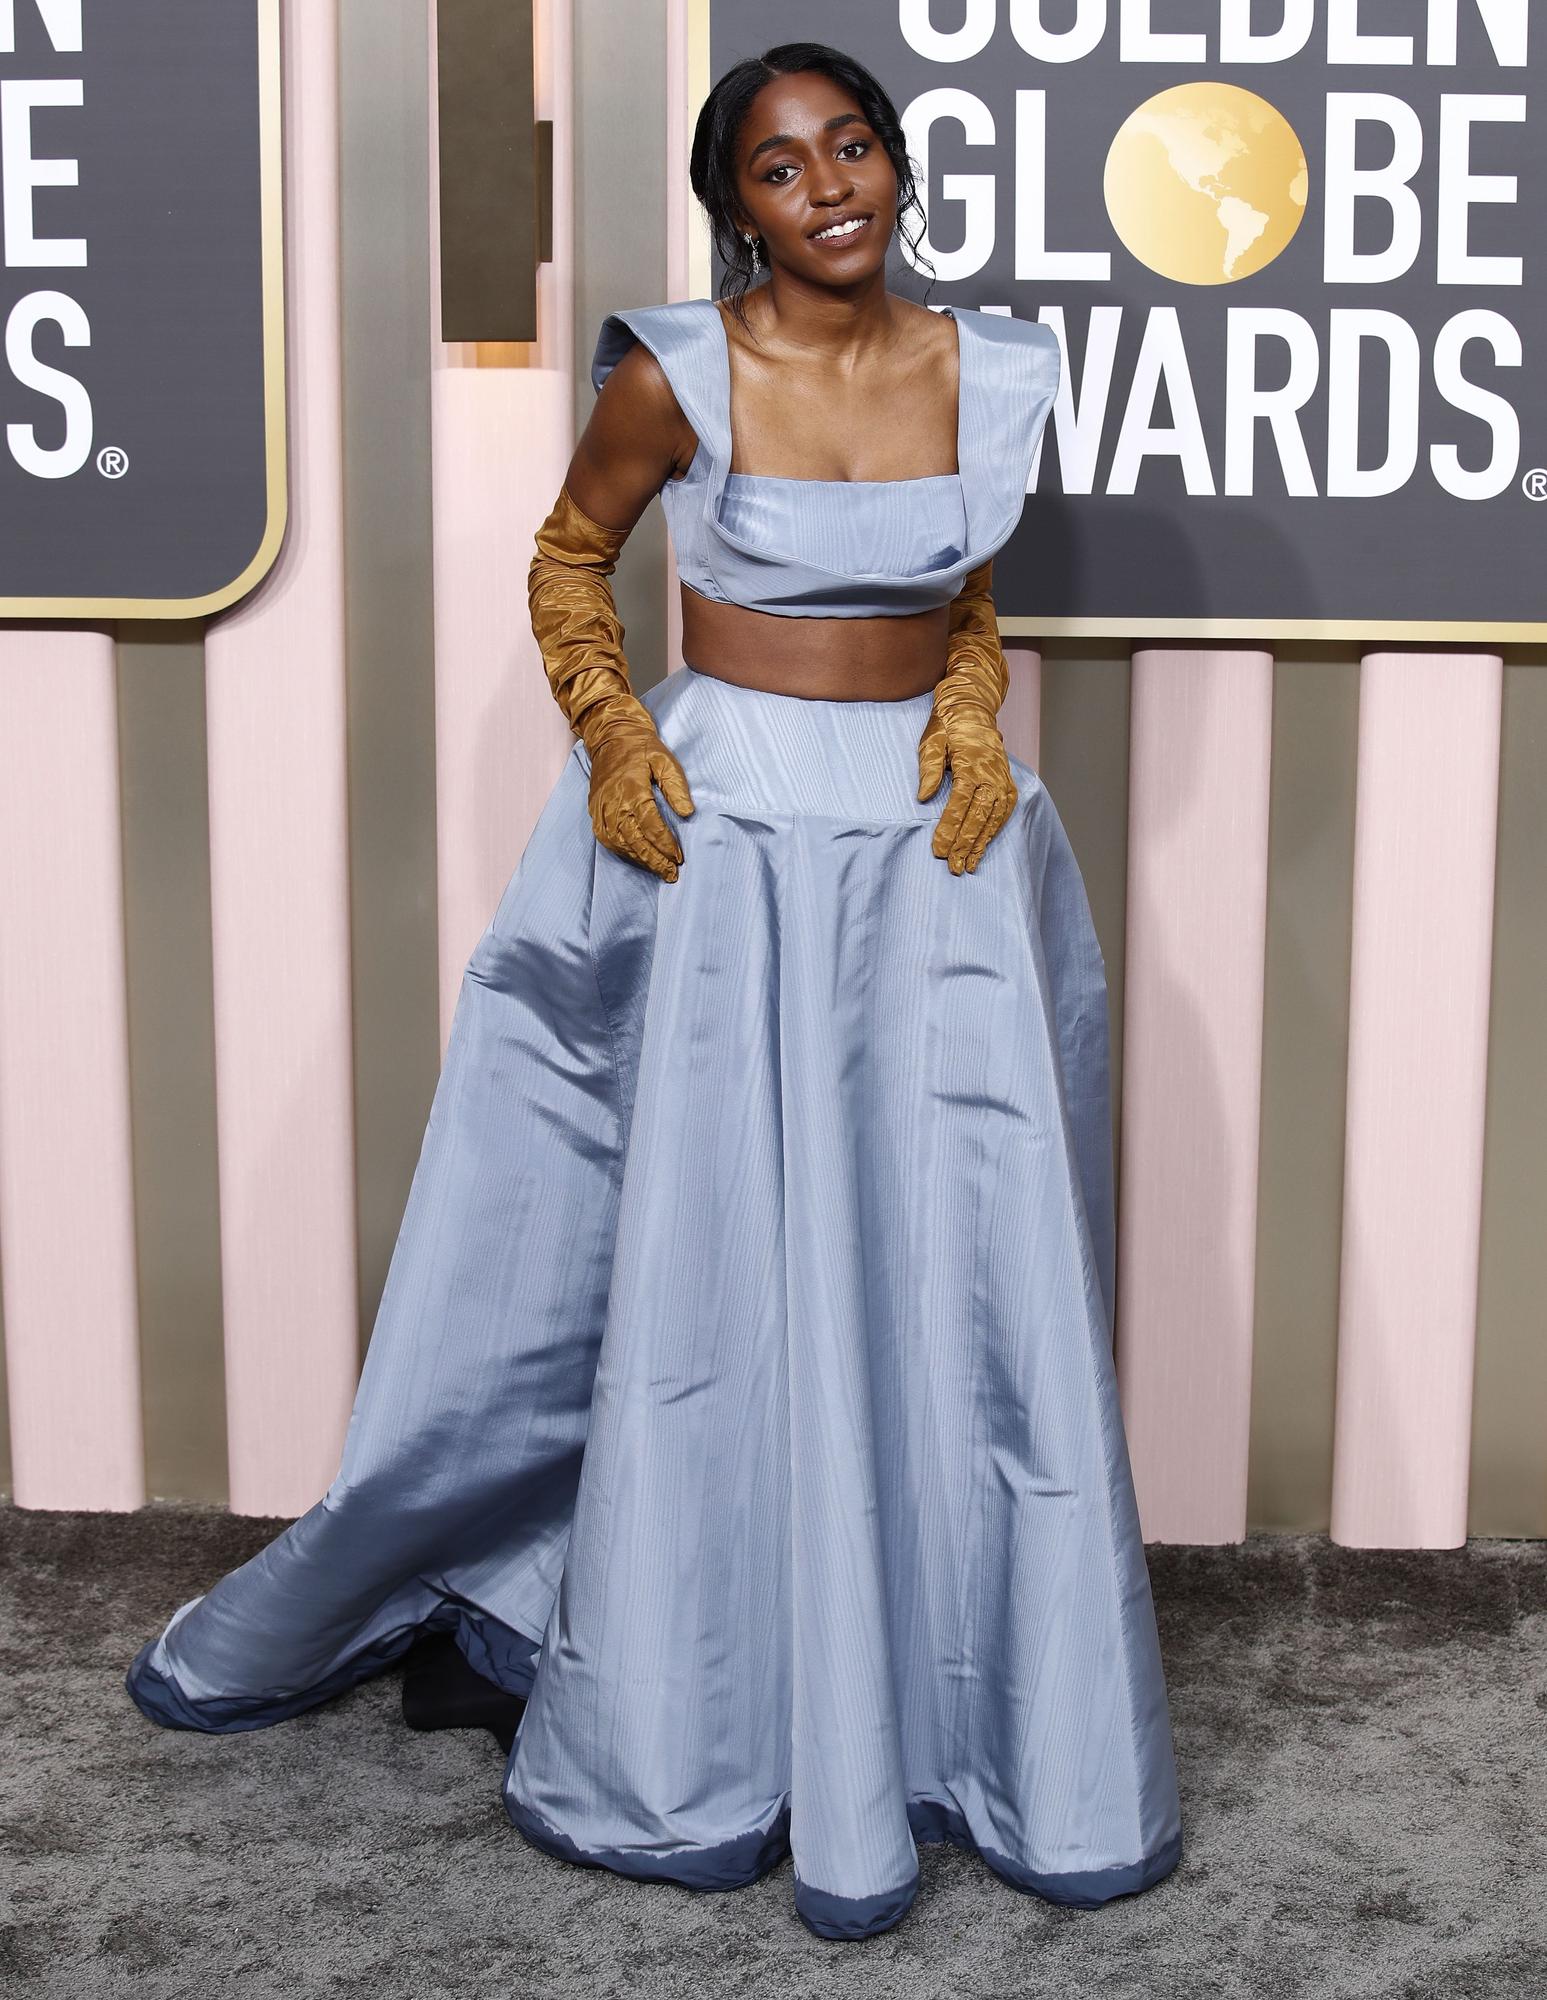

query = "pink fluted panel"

[
  {"left": 1330, "top": 652, "right": 1502, "bottom": 1550},
  {"left": 205, "top": 0, "right": 360, "bottom": 1516},
  {"left": 1116, "top": 649, "right": 1273, "bottom": 1544},
  {"left": 999, "top": 642, "right": 1042, "bottom": 772},
  {"left": 428, "top": 0, "right": 575, "bottom": 1035},
  {"left": 0, "top": 636, "right": 143, "bottom": 1508}
]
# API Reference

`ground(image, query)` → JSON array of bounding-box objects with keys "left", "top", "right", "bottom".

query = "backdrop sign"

[
  {"left": 0, "top": 0, "right": 283, "bottom": 618},
  {"left": 707, "top": 3, "right": 1543, "bottom": 640}
]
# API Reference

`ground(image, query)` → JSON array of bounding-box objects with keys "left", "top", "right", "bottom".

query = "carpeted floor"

[{"left": 2, "top": 1505, "right": 1543, "bottom": 1998}]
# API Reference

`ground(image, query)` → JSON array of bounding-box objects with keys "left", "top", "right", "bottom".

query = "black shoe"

[{"left": 400, "top": 1632, "right": 526, "bottom": 1754}]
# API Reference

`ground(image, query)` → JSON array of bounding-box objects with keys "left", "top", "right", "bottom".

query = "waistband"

[{"left": 640, "top": 665, "right": 949, "bottom": 823}]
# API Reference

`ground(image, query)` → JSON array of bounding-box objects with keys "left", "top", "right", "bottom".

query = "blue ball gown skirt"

[{"left": 125, "top": 663, "right": 1183, "bottom": 1940}]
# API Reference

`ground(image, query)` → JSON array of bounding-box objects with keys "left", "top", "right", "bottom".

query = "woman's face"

[{"left": 731, "top": 72, "right": 898, "bottom": 284}]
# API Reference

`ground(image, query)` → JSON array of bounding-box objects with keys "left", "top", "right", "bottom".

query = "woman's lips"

[{"left": 808, "top": 214, "right": 873, "bottom": 249}]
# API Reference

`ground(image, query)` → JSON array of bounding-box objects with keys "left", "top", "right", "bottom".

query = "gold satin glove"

[
  {"left": 917, "top": 558, "right": 1018, "bottom": 875},
  {"left": 528, "top": 483, "right": 694, "bottom": 882}
]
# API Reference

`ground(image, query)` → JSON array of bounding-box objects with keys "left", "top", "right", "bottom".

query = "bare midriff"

[{"left": 679, "top": 582, "right": 949, "bottom": 701}]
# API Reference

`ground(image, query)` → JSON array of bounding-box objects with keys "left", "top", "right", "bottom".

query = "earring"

[{"left": 744, "top": 232, "right": 761, "bottom": 274}]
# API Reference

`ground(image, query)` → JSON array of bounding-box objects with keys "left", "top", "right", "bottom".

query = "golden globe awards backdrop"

[
  {"left": 0, "top": 0, "right": 284, "bottom": 617},
  {"left": 705, "top": 3, "right": 1543, "bottom": 640}
]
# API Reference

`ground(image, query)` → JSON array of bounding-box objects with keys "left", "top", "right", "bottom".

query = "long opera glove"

[
  {"left": 917, "top": 557, "right": 1018, "bottom": 875},
  {"left": 528, "top": 483, "right": 694, "bottom": 881}
]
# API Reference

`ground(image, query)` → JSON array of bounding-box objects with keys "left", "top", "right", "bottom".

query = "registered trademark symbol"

[
  {"left": 1525, "top": 468, "right": 1547, "bottom": 503},
  {"left": 97, "top": 445, "right": 129, "bottom": 479}
]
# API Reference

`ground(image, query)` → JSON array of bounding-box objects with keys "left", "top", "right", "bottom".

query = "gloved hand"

[
  {"left": 575, "top": 692, "right": 694, "bottom": 883},
  {"left": 917, "top": 558, "right": 1018, "bottom": 874},
  {"left": 529, "top": 482, "right": 694, "bottom": 881}
]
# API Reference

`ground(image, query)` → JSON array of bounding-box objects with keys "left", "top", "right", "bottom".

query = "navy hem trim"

[
  {"left": 502, "top": 1786, "right": 1183, "bottom": 1941},
  {"left": 126, "top": 1608, "right": 1182, "bottom": 1942},
  {"left": 909, "top": 1797, "right": 1184, "bottom": 1907},
  {"left": 505, "top": 1790, "right": 794, "bottom": 1893},
  {"left": 123, "top": 1601, "right": 541, "bottom": 1734},
  {"left": 792, "top": 1869, "right": 920, "bottom": 1940}
]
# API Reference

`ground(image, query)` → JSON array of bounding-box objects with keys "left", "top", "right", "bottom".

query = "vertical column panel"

[
  {"left": 1037, "top": 646, "right": 1132, "bottom": 1219},
  {"left": 1245, "top": 651, "right": 1361, "bottom": 1534},
  {"left": 0, "top": 1249, "right": 8, "bottom": 1500},
  {"left": 0, "top": 635, "right": 143, "bottom": 1509},
  {"left": 1469, "top": 658, "right": 1547, "bottom": 1538},
  {"left": 1331, "top": 651, "right": 1502, "bottom": 1550},
  {"left": 338, "top": 0, "right": 443, "bottom": 1352},
  {"left": 116, "top": 625, "right": 228, "bottom": 1504},
  {"left": 664, "top": 0, "right": 699, "bottom": 676},
  {"left": 428, "top": 0, "right": 576, "bottom": 1033},
  {"left": 1116, "top": 648, "right": 1273, "bottom": 1544},
  {"left": 999, "top": 641, "right": 1041, "bottom": 773},
  {"left": 204, "top": 0, "right": 360, "bottom": 1516}
]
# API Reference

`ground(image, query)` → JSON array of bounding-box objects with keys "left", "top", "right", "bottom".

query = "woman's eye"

[{"left": 766, "top": 139, "right": 869, "bottom": 184}]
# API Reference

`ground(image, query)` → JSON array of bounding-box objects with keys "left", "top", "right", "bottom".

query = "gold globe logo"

[{"left": 1104, "top": 82, "right": 1308, "bottom": 286}]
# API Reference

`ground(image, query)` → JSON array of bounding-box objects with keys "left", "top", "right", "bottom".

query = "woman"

[{"left": 126, "top": 42, "right": 1183, "bottom": 1941}]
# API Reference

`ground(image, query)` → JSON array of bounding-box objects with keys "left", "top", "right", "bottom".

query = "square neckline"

[{"left": 710, "top": 298, "right": 963, "bottom": 490}]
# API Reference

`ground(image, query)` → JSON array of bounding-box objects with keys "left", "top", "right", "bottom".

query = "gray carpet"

[{"left": 2, "top": 1505, "right": 1543, "bottom": 1998}]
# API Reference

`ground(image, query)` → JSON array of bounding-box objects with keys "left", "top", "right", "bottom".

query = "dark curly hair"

[{"left": 689, "top": 42, "right": 937, "bottom": 331}]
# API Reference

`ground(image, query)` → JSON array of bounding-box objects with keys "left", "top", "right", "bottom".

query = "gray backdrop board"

[
  {"left": 708, "top": 6, "right": 1543, "bottom": 640},
  {"left": 0, "top": 0, "right": 283, "bottom": 616}
]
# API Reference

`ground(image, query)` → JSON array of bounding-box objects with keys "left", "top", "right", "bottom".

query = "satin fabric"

[
  {"left": 589, "top": 299, "right": 1061, "bottom": 617},
  {"left": 125, "top": 665, "right": 1183, "bottom": 1940},
  {"left": 717, "top": 470, "right": 967, "bottom": 579}
]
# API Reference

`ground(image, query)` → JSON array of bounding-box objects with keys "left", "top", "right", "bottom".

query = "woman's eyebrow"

[{"left": 746, "top": 112, "right": 867, "bottom": 166}]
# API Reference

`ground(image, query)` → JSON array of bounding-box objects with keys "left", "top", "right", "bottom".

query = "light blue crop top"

[{"left": 589, "top": 298, "right": 1061, "bottom": 620}]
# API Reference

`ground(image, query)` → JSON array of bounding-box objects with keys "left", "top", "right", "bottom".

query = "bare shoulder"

[
  {"left": 880, "top": 297, "right": 957, "bottom": 370},
  {"left": 595, "top": 334, "right": 690, "bottom": 435},
  {"left": 713, "top": 292, "right": 767, "bottom": 361},
  {"left": 567, "top": 336, "right": 698, "bottom": 527},
  {"left": 897, "top": 296, "right": 957, "bottom": 349}
]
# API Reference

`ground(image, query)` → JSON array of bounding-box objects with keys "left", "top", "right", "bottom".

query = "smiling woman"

[
  {"left": 809, "top": 211, "right": 871, "bottom": 243},
  {"left": 123, "top": 37, "right": 1183, "bottom": 1947}
]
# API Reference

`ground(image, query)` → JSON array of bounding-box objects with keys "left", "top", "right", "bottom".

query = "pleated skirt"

[{"left": 125, "top": 663, "right": 1184, "bottom": 1940}]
